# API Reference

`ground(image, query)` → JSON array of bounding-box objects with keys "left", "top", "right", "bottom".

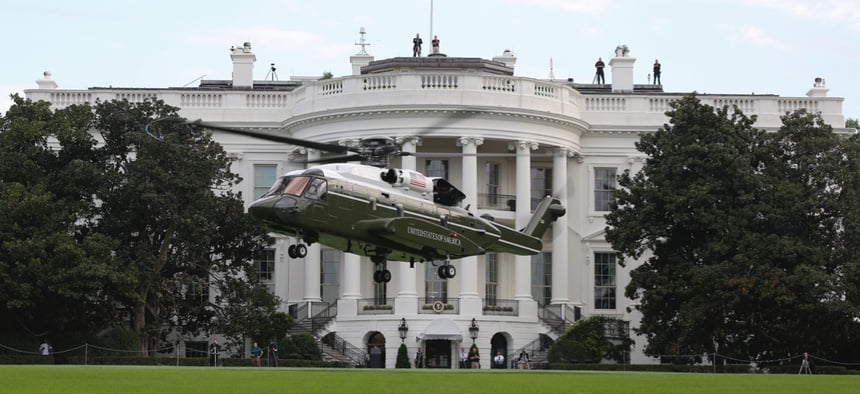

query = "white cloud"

[
  {"left": 502, "top": 0, "right": 616, "bottom": 15},
  {"left": 725, "top": 25, "right": 792, "bottom": 51},
  {"left": 742, "top": 0, "right": 860, "bottom": 30}
]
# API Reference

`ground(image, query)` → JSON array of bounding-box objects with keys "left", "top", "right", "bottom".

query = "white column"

[
  {"left": 342, "top": 253, "right": 361, "bottom": 299},
  {"left": 551, "top": 147, "right": 573, "bottom": 305},
  {"left": 303, "top": 148, "right": 322, "bottom": 302},
  {"left": 458, "top": 137, "right": 484, "bottom": 315},
  {"left": 395, "top": 137, "right": 421, "bottom": 315},
  {"left": 511, "top": 140, "right": 538, "bottom": 301}
]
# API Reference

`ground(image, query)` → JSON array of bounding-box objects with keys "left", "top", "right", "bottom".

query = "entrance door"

[
  {"left": 490, "top": 333, "right": 508, "bottom": 369},
  {"left": 367, "top": 332, "right": 386, "bottom": 368},
  {"left": 424, "top": 340, "right": 451, "bottom": 368}
]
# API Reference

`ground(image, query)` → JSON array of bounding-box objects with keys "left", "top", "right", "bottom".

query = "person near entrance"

[
  {"left": 468, "top": 346, "right": 480, "bottom": 369},
  {"left": 459, "top": 347, "right": 468, "bottom": 369},
  {"left": 517, "top": 350, "right": 531, "bottom": 369},
  {"left": 493, "top": 351, "right": 505, "bottom": 368},
  {"left": 414, "top": 348, "right": 424, "bottom": 368}
]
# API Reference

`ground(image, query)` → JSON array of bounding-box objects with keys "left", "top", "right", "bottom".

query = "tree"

[
  {"left": 282, "top": 333, "right": 322, "bottom": 360},
  {"left": 87, "top": 99, "right": 275, "bottom": 353},
  {"left": 0, "top": 96, "right": 132, "bottom": 341},
  {"left": 396, "top": 343, "right": 410, "bottom": 368},
  {"left": 547, "top": 316, "right": 632, "bottom": 364},
  {"left": 0, "top": 96, "right": 275, "bottom": 354},
  {"left": 606, "top": 94, "right": 860, "bottom": 362}
]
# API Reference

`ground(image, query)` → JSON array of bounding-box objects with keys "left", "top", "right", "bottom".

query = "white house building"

[{"left": 25, "top": 36, "right": 847, "bottom": 368}]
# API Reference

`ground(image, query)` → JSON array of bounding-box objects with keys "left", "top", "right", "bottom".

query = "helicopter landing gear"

[
  {"left": 373, "top": 269, "right": 392, "bottom": 283},
  {"left": 437, "top": 263, "right": 456, "bottom": 279},
  {"left": 288, "top": 244, "right": 307, "bottom": 258}
]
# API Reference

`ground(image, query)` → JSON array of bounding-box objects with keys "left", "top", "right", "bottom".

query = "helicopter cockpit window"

[
  {"left": 304, "top": 178, "right": 327, "bottom": 201},
  {"left": 283, "top": 176, "right": 311, "bottom": 197},
  {"left": 262, "top": 177, "right": 286, "bottom": 198}
]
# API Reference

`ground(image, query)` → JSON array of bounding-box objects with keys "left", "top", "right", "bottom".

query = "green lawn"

[{"left": 0, "top": 366, "right": 856, "bottom": 393}]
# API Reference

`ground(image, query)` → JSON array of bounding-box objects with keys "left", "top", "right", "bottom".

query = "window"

[
  {"left": 485, "top": 162, "right": 500, "bottom": 206},
  {"left": 594, "top": 167, "right": 616, "bottom": 211},
  {"left": 594, "top": 253, "right": 617, "bottom": 310},
  {"left": 283, "top": 176, "right": 311, "bottom": 196},
  {"left": 304, "top": 178, "right": 327, "bottom": 201},
  {"left": 425, "top": 261, "right": 448, "bottom": 303},
  {"left": 321, "top": 249, "right": 340, "bottom": 304},
  {"left": 485, "top": 254, "right": 498, "bottom": 305},
  {"left": 373, "top": 261, "right": 387, "bottom": 304},
  {"left": 530, "top": 252, "right": 552, "bottom": 305},
  {"left": 425, "top": 159, "right": 449, "bottom": 178},
  {"left": 531, "top": 167, "right": 552, "bottom": 210},
  {"left": 255, "top": 249, "right": 275, "bottom": 294},
  {"left": 254, "top": 164, "right": 277, "bottom": 199}
]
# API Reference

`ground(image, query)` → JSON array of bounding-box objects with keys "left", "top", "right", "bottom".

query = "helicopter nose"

[{"left": 249, "top": 196, "right": 299, "bottom": 223}]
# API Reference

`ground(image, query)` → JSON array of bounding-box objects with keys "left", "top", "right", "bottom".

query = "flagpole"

[{"left": 429, "top": 0, "right": 434, "bottom": 41}]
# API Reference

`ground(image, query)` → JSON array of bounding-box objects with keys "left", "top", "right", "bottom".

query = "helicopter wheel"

[
  {"left": 373, "top": 271, "right": 382, "bottom": 283},
  {"left": 445, "top": 265, "right": 456, "bottom": 279},
  {"left": 381, "top": 269, "right": 391, "bottom": 283},
  {"left": 288, "top": 245, "right": 297, "bottom": 258},
  {"left": 295, "top": 244, "right": 308, "bottom": 258}
]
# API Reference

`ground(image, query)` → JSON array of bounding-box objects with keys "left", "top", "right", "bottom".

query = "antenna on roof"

[
  {"left": 183, "top": 75, "right": 206, "bottom": 87},
  {"left": 548, "top": 58, "right": 555, "bottom": 80}
]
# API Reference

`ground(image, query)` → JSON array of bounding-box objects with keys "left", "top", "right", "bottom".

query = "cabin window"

[
  {"left": 425, "top": 159, "right": 449, "bottom": 178},
  {"left": 304, "top": 178, "right": 327, "bottom": 201},
  {"left": 530, "top": 252, "right": 552, "bottom": 306},
  {"left": 594, "top": 253, "right": 617, "bottom": 310},
  {"left": 594, "top": 167, "right": 616, "bottom": 211},
  {"left": 254, "top": 164, "right": 278, "bottom": 199},
  {"left": 283, "top": 176, "right": 311, "bottom": 196}
]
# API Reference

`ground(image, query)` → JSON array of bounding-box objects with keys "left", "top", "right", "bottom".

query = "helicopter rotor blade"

[
  {"left": 302, "top": 154, "right": 365, "bottom": 165},
  {"left": 186, "top": 120, "right": 351, "bottom": 155}
]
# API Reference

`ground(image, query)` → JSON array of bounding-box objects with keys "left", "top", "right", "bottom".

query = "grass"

[{"left": 0, "top": 366, "right": 856, "bottom": 393}]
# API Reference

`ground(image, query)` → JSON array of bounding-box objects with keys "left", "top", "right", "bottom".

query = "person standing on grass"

[{"left": 250, "top": 342, "right": 262, "bottom": 366}]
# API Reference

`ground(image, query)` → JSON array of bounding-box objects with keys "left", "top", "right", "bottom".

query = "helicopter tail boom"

[{"left": 523, "top": 196, "right": 566, "bottom": 239}]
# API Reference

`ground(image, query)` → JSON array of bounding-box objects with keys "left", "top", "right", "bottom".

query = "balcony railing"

[
  {"left": 25, "top": 73, "right": 845, "bottom": 131},
  {"left": 482, "top": 298, "right": 518, "bottom": 316},
  {"left": 418, "top": 297, "right": 459, "bottom": 314},
  {"left": 476, "top": 193, "right": 546, "bottom": 212},
  {"left": 357, "top": 298, "right": 395, "bottom": 315}
]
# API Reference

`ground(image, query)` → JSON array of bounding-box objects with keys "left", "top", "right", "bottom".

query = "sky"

[{"left": 2, "top": 0, "right": 859, "bottom": 121}]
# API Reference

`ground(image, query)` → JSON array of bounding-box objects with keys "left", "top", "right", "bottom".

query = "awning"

[{"left": 417, "top": 318, "right": 463, "bottom": 341}]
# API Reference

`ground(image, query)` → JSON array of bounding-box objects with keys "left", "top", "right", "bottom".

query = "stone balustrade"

[{"left": 26, "top": 73, "right": 845, "bottom": 131}]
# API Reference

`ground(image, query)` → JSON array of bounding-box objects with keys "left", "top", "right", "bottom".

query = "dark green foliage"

[
  {"left": 249, "top": 312, "right": 294, "bottom": 346},
  {"left": 606, "top": 94, "right": 860, "bottom": 363},
  {"left": 0, "top": 96, "right": 276, "bottom": 353},
  {"left": 548, "top": 316, "right": 632, "bottom": 364},
  {"left": 396, "top": 343, "right": 410, "bottom": 368},
  {"left": 281, "top": 333, "right": 322, "bottom": 360}
]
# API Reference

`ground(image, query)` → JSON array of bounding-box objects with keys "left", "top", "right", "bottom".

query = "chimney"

[
  {"left": 493, "top": 49, "right": 517, "bottom": 70},
  {"left": 230, "top": 42, "right": 256, "bottom": 88},
  {"left": 806, "top": 77, "right": 829, "bottom": 97},
  {"left": 609, "top": 45, "right": 635, "bottom": 93},
  {"left": 36, "top": 71, "right": 58, "bottom": 89}
]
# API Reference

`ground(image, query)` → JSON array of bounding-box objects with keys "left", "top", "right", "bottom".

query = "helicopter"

[{"left": 149, "top": 119, "right": 566, "bottom": 283}]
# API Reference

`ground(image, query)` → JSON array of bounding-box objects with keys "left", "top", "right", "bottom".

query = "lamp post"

[
  {"left": 398, "top": 318, "right": 408, "bottom": 343},
  {"left": 468, "top": 318, "right": 479, "bottom": 344}
]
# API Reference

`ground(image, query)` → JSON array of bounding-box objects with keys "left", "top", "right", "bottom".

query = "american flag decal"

[{"left": 410, "top": 173, "right": 427, "bottom": 188}]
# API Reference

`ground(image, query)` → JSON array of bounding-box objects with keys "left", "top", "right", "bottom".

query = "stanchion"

[{"left": 85, "top": 342, "right": 88, "bottom": 366}]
